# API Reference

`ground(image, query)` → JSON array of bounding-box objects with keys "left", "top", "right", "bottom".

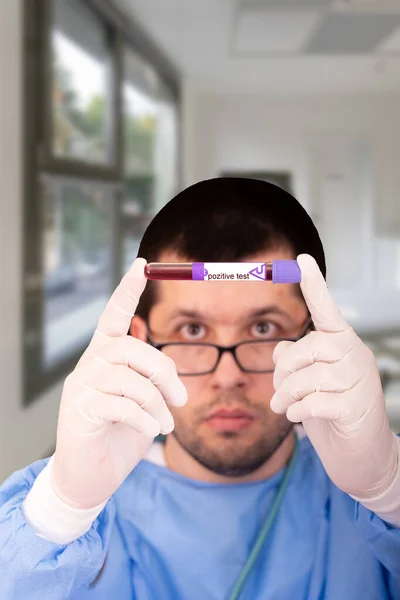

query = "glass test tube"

[{"left": 144, "top": 261, "right": 301, "bottom": 284}]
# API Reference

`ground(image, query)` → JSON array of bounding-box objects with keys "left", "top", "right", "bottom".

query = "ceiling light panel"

[
  {"left": 305, "top": 12, "right": 400, "bottom": 52},
  {"left": 235, "top": 9, "right": 323, "bottom": 53},
  {"left": 378, "top": 24, "right": 400, "bottom": 51},
  {"left": 240, "top": 0, "right": 332, "bottom": 8}
]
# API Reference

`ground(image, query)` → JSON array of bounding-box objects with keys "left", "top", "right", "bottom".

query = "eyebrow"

[{"left": 167, "top": 306, "right": 292, "bottom": 322}]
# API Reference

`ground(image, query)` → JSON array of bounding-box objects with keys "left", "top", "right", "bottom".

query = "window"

[
  {"left": 52, "top": 0, "right": 112, "bottom": 163},
  {"left": 122, "top": 46, "right": 179, "bottom": 271},
  {"left": 42, "top": 176, "right": 114, "bottom": 368},
  {"left": 23, "top": 0, "right": 180, "bottom": 405}
]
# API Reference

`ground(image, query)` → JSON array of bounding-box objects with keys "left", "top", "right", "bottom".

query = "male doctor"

[{"left": 0, "top": 178, "right": 400, "bottom": 600}]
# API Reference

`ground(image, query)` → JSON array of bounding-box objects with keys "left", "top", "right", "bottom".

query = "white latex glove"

[
  {"left": 23, "top": 258, "right": 187, "bottom": 542},
  {"left": 270, "top": 254, "right": 400, "bottom": 525}
]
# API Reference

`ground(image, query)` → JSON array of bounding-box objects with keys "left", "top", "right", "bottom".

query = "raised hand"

[
  {"left": 52, "top": 258, "right": 187, "bottom": 509},
  {"left": 271, "top": 254, "right": 399, "bottom": 504}
]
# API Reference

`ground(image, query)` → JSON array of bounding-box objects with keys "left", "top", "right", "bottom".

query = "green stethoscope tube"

[{"left": 227, "top": 436, "right": 299, "bottom": 600}]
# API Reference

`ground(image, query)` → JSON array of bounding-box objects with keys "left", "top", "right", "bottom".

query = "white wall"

[
  {"left": 0, "top": 1, "right": 61, "bottom": 482},
  {"left": 183, "top": 87, "right": 400, "bottom": 235},
  {"left": 182, "top": 86, "right": 400, "bottom": 428},
  {"left": 182, "top": 86, "right": 400, "bottom": 329}
]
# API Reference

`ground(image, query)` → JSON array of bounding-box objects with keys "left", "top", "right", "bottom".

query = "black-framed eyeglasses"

[{"left": 146, "top": 316, "right": 313, "bottom": 376}]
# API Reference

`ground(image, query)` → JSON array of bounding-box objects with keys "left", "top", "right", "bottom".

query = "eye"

[
  {"left": 179, "top": 323, "right": 206, "bottom": 340},
  {"left": 250, "top": 321, "right": 278, "bottom": 339}
]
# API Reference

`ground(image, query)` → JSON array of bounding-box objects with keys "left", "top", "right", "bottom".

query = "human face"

[{"left": 132, "top": 249, "right": 309, "bottom": 477}]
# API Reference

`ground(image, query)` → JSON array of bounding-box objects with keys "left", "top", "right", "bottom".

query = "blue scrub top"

[{"left": 0, "top": 436, "right": 399, "bottom": 600}]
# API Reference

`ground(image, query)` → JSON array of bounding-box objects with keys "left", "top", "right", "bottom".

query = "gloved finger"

[
  {"left": 270, "top": 361, "right": 358, "bottom": 414},
  {"left": 273, "top": 329, "right": 359, "bottom": 390},
  {"left": 85, "top": 364, "right": 176, "bottom": 434},
  {"left": 297, "top": 254, "right": 349, "bottom": 334},
  {"left": 97, "top": 336, "right": 188, "bottom": 408},
  {"left": 273, "top": 341, "right": 294, "bottom": 391},
  {"left": 78, "top": 258, "right": 148, "bottom": 364},
  {"left": 286, "top": 392, "right": 348, "bottom": 423},
  {"left": 75, "top": 387, "right": 162, "bottom": 437},
  {"left": 272, "top": 340, "right": 294, "bottom": 366}
]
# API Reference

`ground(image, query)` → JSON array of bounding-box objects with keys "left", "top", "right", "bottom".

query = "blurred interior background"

[{"left": 1, "top": 0, "right": 400, "bottom": 481}]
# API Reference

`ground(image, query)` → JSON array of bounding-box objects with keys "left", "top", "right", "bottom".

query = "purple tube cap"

[
  {"left": 192, "top": 262, "right": 205, "bottom": 281},
  {"left": 272, "top": 260, "right": 301, "bottom": 284}
]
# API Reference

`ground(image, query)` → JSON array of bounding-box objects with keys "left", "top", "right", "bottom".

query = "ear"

[{"left": 129, "top": 315, "right": 148, "bottom": 342}]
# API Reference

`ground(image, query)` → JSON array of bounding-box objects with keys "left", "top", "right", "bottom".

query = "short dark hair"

[{"left": 136, "top": 177, "right": 326, "bottom": 320}]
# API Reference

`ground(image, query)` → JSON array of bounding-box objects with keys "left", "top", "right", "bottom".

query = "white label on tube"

[{"left": 203, "top": 262, "right": 267, "bottom": 281}]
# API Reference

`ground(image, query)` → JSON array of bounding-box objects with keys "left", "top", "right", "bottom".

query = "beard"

[{"left": 170, "top": 393, "right": 293, "bottom": 477}]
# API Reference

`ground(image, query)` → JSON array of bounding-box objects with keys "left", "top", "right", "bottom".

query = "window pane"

[
  {"left": 122, "top": 46, "right": 179, "bottom": 269},
  {"left": 52, "top": 0, "right": 111, "bottom": 163},
  {"left": 122, "top": 213, "right": 151, "bottom": 273},
  {"left": 42, "top": 176, "right": 114, "bottom": 367}
]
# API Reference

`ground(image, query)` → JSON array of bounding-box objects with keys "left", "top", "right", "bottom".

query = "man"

[{"left": 0, "top": 178, "right": 399, "bottom": 600}]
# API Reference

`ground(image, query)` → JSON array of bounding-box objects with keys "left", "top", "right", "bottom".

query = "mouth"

[{"left": 204, "top": 408, "right": 255, "bottom": 432}]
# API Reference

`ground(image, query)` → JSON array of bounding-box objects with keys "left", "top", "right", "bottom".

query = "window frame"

[{"left": 22, "top": 0, "right": 181, "bottom": 406}]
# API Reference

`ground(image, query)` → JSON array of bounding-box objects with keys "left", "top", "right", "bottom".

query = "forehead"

[{"left": 151, "top": 249, "right": 305, "bottom": 323}]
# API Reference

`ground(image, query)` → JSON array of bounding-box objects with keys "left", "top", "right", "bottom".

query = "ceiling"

[{"left": 113, "top": 0, "right": 400, "bottom": 93}]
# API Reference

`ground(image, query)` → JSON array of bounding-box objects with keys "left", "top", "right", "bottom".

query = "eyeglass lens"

[{"left": 160, "top": 341, "right": 279, "bottom": 374}]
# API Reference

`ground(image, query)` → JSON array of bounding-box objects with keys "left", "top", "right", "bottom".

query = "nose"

[{"left": 210, "top": 349, "right": 248, "bottom": 390}]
